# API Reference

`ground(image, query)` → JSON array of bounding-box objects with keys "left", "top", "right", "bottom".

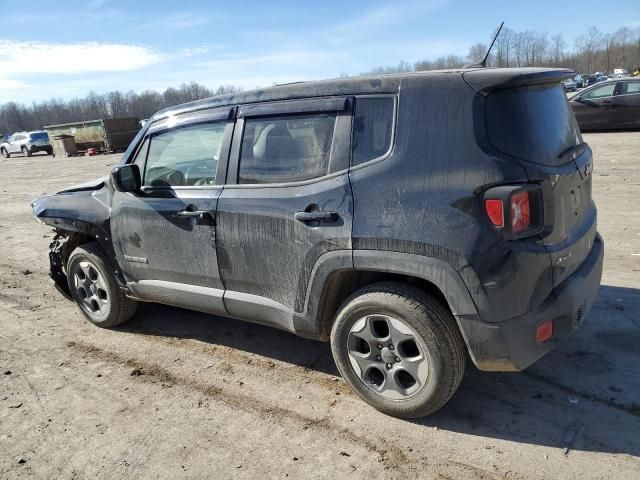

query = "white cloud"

[
  {"left": 0, "top": 40, "right": 162, "bottom": 75},
  {"left": 0, "top": 78, "right": 25, "bottom": 90},
  {"left": 136, "top": 12, "right": 209, "bottom": 32}
]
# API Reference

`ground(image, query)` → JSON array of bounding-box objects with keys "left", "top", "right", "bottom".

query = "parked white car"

[
  {"left": 562, "top": 78, "right": 577, "bottom": 91},
  {"left": 0, "top": 131, "right": 53, "bottom": 158}
]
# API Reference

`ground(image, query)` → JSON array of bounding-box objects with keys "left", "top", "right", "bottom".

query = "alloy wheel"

[
  {"left": 73, "top": 260, "right": 109, "bottom": 316},
  {"left": 347, "top": 314, "right": 429, "bottom": 400}
]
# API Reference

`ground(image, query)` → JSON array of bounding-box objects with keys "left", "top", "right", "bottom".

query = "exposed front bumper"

[{"left": 458, "top": 233, "right": 604, "bottom": 371}]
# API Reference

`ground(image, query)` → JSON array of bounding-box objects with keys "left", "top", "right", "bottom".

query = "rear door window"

[
  {"left": 486, "top": 85, "right": 582, "bottom": 166},
  {"left": 351, "top": 96, "right": 395, "bottom": 166},
  {"left": 238, "top": 114, "right": 336, "bottom": 184},
  {"left": 621, "top": 81, "right": 640, "bottom": 94}
]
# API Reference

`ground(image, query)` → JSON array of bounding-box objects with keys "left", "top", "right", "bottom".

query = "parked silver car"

[
  {"left": 563, "top": 78, "right": 577, "bottom": 91},
  {"left": 1, "top": 131, "right": 52, "bottom": 158}
]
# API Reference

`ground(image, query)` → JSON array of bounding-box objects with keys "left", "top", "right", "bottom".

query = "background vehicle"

[
  {"left": 32, "top": 68, "right": 603, "bottom": 418},
  {"left": 584, "top": 74, "right": 598, "bottom": 87},
  {"left": 574, "top": 74, "right": 586, "bottom": 88},
  {"left": 1, "top": 131, "right": 52, "bottom": 157},
  {"left": 563, "top": 78, "right": 577, "bottom": 91},
  {"left": 570, "top": 78, "right": 640, "bottom": 130}
]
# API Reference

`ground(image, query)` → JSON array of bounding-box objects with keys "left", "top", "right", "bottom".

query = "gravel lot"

[{"left": 1, "top": 132, "right": 639, "bottom": 479}]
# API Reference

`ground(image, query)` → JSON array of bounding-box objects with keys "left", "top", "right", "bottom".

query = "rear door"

[
  {"left": 110, "top": 108, "right": 234, "bottom": 313},
  {"left": 571, "top": 82, "right": 618, "bottom": 129},
  {"left": 614, "top": 80, "right": 640, "bottom": 127},
  {"left": 216, "top": 97, "right": 353, "bottom": 329}
]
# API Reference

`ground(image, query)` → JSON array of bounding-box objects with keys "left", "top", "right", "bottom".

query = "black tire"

[
  {"left": 330, "top": 282, "right": 466, "bottom": 418},
  {"left": 1, "top": 148, "right": 9, "bottom": 158},
  {"left": 45, "top": 147, "right": 53, "bottom": 156},
  {"left": 66, "top": 243, "right": 137, "bottom": 328},
  {"left": 21, "top": 146, "right": 31, "bottom": 157}
]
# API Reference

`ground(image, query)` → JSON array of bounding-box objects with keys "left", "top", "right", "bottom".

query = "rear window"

[
  {"left": 29, "top": 132, "right": 49, "bottom": 141},
  {"left": 352, "top": 96, "right": 395, "bottom": 166},
  {"left": 486, "top": 85, "right": 582, "bottom": 166}
]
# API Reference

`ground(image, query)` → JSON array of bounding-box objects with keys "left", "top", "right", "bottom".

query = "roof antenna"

[{"left": 464, "top": 21, "right": 504, "bottom": 68}]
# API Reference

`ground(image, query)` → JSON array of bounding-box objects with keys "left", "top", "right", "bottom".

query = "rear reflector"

[
  {"left": 511, "top": 191, "right": 531, "bottom": 232},
  {"left": 536, "top": 320, "right": 553, "bottom": 343},
  {"left": 485, "top": 199, "right": 504, "bottom": 227}
]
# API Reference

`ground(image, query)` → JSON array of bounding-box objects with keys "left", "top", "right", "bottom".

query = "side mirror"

[{"left": 111, "top": 164, "right": 141, "bottom": 193}]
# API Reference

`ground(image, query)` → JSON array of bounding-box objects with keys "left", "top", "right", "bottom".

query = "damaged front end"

[{"left": 31, "top": 177, "right": 123, "bottom": 299}]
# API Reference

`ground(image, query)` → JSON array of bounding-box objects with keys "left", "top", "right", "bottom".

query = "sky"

[{"left": 0, "top": 0, "right": 639, "bottom": 103}]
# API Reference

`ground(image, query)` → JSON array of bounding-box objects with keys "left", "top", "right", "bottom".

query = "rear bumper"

[
  {"left": 458, "top": 233, "right": 604, "bottom": 371},
  {"left": 30, "top": 144, "right": 52, "bottom": 153}
]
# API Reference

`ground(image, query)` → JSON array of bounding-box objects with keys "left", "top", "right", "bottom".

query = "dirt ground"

[{"left": 1, "top": 133, "right": 639, "bottom": 479}]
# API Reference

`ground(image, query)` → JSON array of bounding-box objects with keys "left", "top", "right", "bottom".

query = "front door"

[
  {"left": 216, "top": 98, "right": 353, "bottom": 329},
  {"left": 572, "top": 82, "right": 618, "bottom": 129},
  {"left": 111, "top": 109, "right": 234, "bottom": 314}
]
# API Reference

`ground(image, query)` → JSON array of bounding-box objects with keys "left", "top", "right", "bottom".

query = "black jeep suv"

[{"left": 32, "top": 67, "right": 603, "bottom": 418}]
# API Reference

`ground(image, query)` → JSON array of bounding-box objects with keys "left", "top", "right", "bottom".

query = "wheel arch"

[{"left": 294, "top": 250, "right": 478, "bottom": 340}]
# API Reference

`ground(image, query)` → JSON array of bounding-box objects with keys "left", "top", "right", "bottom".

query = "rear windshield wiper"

[{"left": 558, "top": 142, "right": 587, "bottom": 162}]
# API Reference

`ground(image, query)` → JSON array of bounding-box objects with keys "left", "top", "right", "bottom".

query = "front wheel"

[
  {"left": 66, "top": 243, "right": 137, "bottom": 328},
  {"left": 330, "top": 282, "right": 466, "bottom": 418},
  {"left": 1, "top": 148, "right": 9, "bottom": 158}
]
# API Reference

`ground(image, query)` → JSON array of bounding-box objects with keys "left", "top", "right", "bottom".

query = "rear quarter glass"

[{"left": 486, "top": 84, "right": 582, "bottom": 166}]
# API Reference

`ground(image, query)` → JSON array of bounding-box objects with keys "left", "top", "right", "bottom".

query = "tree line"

[
  {"left": 365, "top": 25, "right": 640, "bottom": 74},
  {"left": 1, "top": 24, "right": 639, "bottom": 134},
  {"left": 0, "top": 83, "right": 241, "bottom": 134}
]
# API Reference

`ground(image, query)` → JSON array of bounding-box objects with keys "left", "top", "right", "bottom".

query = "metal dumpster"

[
  {"left": 51, "top": 135, "right": 78, "bottom": 157},
  {"left": 44, "top": 117, "right": 140, "bottom": 153}
]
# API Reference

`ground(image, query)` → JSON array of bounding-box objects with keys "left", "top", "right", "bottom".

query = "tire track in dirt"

[
  {"left": 64, "top": 340, "right": 513, "bottom": 479},
  {"left": 65, "top": 340, "right": 410, "bottom": 471},
  {"left": 126, "top": 331, "right": 354, "bottom": 396}
]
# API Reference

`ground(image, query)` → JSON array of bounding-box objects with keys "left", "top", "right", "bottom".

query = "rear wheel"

[
  {"left": 330, "top": 282, "right": 466, "bottom": 418},
  {"left": 1, "top": 148, "right": 9, "bottom": 158},
  {"left": 21, "top": 146, "right": 31, "bottom": 157},
  {"left": 67, "top": 243, "right": 137, "bottom": 328}
]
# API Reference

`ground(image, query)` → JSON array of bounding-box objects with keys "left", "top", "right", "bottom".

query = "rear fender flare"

[{"left": 294, "top": 249, "right": 478, "bottom": 338}]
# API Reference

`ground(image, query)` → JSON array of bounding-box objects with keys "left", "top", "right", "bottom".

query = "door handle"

[
  {"left": 601, "top": 99, "right": 613, "bottom": 105},
  {"left": 294, "top": 211, "right": 339, "bottom": 223},
  {"left": 176, "top": 209, "right": 211, "bottom": 218}
]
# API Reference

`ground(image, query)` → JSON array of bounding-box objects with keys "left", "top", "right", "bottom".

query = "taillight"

[
  {"left": 510, "top": 191, "right": 531, "bottom": 232},
  {"left": 483, "top": 185, "right": 543, "bottom": 239},
  {"left": 484, "top": 199, "right": 504, "bottom": 227}
]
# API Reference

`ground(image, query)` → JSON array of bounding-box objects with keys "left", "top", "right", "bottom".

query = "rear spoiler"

[{"left": 462, "top": 68, "right": 575, "bottom": 96}]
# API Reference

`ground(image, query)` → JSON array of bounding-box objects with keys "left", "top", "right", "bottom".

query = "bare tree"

[
  {"left": 550, "top": 34, "right": 566, "bottom": 66},
  {"left": 467, "top": 43, "right": 487, "bottom": 63},
  {"left": 494, "top": 27, "right": 514, "bottom": 67}
]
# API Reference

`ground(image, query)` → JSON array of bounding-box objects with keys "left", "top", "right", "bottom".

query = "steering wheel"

[
  {"left": 184, "top": 157, "right": 218, "bottom": 185},
  {"left": 194, "top": 176, "right": 216, "bottom": 186}
]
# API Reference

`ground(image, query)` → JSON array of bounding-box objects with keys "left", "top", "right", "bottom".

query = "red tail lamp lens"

[
  {"left": 511, "top": 191, "right": 531, "bottom": 232},
  {"left": 536, "top": 320, "right": 553, "bottom": 343},
  {"left": 485, "top": 199, "right": 504, "bottom": 227}
]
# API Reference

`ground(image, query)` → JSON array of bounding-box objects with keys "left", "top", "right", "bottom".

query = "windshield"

[{"left": 486, "top": 84, "right": 582, "bottom": 166}]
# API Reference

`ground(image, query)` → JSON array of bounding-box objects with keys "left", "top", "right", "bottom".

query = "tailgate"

[{"left": 478, "top": 70, "right": 597, "bottom": 288}]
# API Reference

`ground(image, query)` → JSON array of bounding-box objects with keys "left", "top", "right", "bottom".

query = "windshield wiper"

[{"left": 558, "top": 142, "right": 587, "bottom": 161}]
